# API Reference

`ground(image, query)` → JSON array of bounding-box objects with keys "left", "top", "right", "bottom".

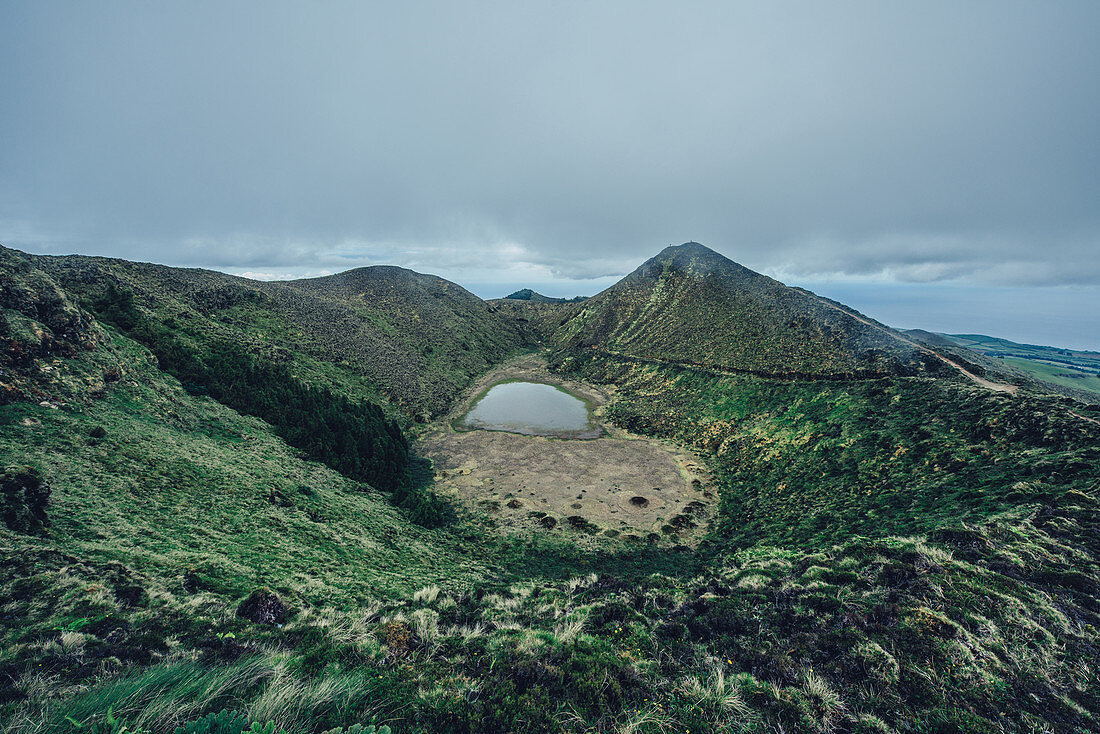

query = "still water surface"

[{"left": 461, "top": 381, "right": 596, "bottom": 437}]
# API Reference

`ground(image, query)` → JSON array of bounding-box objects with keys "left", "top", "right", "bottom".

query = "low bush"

[{"left": 1, "top": 466, "right": 50, "bottom": 535}]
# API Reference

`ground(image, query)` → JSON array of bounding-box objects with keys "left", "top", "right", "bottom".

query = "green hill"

[
  {"left": 549, "top": 243, "right": 939, "bottom": 378},
  {"left": 552, "top": 348, "right": 1098, "bottom": 547},
  {"left": 3, "top": 242, "right": 1100, "bottom": 733},
  {"left": 24, "top": 249, "right": 529, "bottom": 418},
  {"left": 0, "top": 251, "right": 493, "bottom": 729},
  {"left": 502, "top": 288, "right": 586, "bottom": 304}
]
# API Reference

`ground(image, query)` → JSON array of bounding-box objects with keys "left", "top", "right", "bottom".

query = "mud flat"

[{"left": 418, "top": 353, "right": 714, "bottom": 542}]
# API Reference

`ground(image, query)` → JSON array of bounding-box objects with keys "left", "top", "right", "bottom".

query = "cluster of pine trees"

[
  {"left": 182, "top": 341, "right": 409, "bottom": 492},
  {"left": 88, "top": 284, "right": 449, "bottom": 525}
]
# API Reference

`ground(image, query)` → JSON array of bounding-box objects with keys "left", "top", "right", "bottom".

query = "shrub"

[
  {"left": 1, "top": 466, "right": 50, "bottom": 535},
  {"left": 236, "top": 589, "right": 290, "bottom": 626}
]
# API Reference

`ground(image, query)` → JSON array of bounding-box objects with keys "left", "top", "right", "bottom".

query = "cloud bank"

[{"left": 1, "top": 2, "right": 1097, "bottom": 306}]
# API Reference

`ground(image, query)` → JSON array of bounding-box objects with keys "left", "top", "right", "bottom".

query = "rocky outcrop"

[
  {"left": 236, "top": 588, "right": 291, "bottom": 625},
  {"left": 0, "top": 467, "right": 50, "bottom": 536}
]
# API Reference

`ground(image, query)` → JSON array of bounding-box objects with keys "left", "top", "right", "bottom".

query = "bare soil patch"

[{"left": 418, "top": 353, "right": 714, "bottom": 543}]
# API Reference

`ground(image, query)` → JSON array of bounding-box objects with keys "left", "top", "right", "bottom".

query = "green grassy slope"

[
  {"left": 4, "top": 246, "right": 460, "bottom": 519},
  {"left": 0, "top": 251, "right": 497, "bottom": 728},
  {"left": 0, "top": 334, "right": 486, "bottom": 602},
  {"left": 26, "top": 488, "right": 1100, "bottom": 734},
  {"left": 1001, "top": 356, "right": 1100, "bottom": 395},
  {"left": 551, "top": 351, "right": 1100, "bottom": 549},
  {"left": 549, "top": 243, "right": 940, "bottom": 378},
  {"left": 18, "top": 248, "right": 530, "bottom": 418},
  {"left": 282, "top": 267, "right": 534, "bottom": 415}
]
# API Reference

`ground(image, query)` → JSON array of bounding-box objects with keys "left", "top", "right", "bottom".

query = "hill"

[
  {"left": 279, "top": 265, "right": 532, "bottom": 415},
  {"left": 11, "top": 249, "right": 529, "bottom": 418},
  {"left": 3, "top": 242, "right": 1100, "bottom": 733},
  {"left": 902, "top": 329, "right": 1100, "bottom": 404},
  {"left": 945, "top": 333, "right": 1100, "bottom": 400},
  {"left": 0, "top": 250, "right": 497, "bottom": 727},
  {"left": 502, "top": 288, "right": 586, "bottom": 304},
  {"left": 549, "top": 243, "right": 940, "bottom": 378}
]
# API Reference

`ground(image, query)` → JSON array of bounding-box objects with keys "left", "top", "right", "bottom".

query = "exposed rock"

[{"left": 236, "top": 588, "right": 290, "bottom": 625}]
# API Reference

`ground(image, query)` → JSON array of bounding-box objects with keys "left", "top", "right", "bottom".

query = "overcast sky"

[{"left": 2, "top": 2, "right": 1099, "bottom": 348}]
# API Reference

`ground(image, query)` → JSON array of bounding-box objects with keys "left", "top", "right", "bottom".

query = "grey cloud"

[
  {"left": 1, "top": 1, "right": 1098, "bottom": 292},
  {"left": 766, "top": 230, "right": 1100, "bottom": 287}
]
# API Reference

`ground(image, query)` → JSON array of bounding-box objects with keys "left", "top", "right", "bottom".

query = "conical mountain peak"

[
  {"left": 631, "top": 242, "right": 762, "bottom": 282},
  {"left": 550, "top": 242, "right": 934, "bottom": 378}
]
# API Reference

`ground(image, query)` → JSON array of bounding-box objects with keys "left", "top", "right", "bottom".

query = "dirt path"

[
  {"left": 926, "top": 351, "right": 1018, "bottom": 393},
  {"left": 1068, "top": 410, "right": 1100, "bottom": 427},
  {"left": 417, "top": 354, "right": 715, "bottom": 544},
  {"left": 578, "top": 298, "right": 1018, "bottom": 395},
  {"left": 811, "top": 296, "right": 1019, "bottom": 395}
]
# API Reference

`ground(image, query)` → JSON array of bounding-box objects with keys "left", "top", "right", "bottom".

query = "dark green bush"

[{"left": 1, "top": 466, "right": 50, "bottom": 535}]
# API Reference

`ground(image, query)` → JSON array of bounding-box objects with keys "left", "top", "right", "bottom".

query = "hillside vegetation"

[
  {"left": 0, "top": 252, "right": 491, "bottom": 728},
  {"left": 24, "top": 249, "right": 529, "bottom": 418},
  {"left": 549, "top": 350, "right": 1100, "bottom": 548},
  {"left": 3, "top": 243, "right": 1100, "bottom": 733},
  {"left": 548, "top": 244, "right": 938, "bottom": 379},
  {"left": 502, "top": 289, "right": 586, "bottom": 304}
]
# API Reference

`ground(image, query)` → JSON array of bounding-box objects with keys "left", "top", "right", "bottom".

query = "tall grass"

[{"left": 33, "top": 655, "right": 394, "bottom": 734}]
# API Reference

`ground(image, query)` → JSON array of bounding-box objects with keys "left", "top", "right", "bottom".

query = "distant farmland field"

[{"left": 947, "top": 333, "right": 1100, "bottom": 397}]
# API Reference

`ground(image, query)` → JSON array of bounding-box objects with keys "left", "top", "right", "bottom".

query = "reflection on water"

[{"left": 461, "top": 382, "right": 597, "bottom": 438}]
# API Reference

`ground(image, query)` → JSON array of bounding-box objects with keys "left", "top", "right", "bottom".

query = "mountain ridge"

[
  {"left": 547, "top": 242, "right": 942, "bottom": 379},
  {"left": 501, "top": 288, "right": 586, "bottom": 304},
  {"left": 2, "top": 246, "right": 529, "bottom": 418}
]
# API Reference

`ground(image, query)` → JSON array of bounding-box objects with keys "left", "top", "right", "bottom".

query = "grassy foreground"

[{"left": 12, "top": 492, "right": 1100, "bottom": 732}]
